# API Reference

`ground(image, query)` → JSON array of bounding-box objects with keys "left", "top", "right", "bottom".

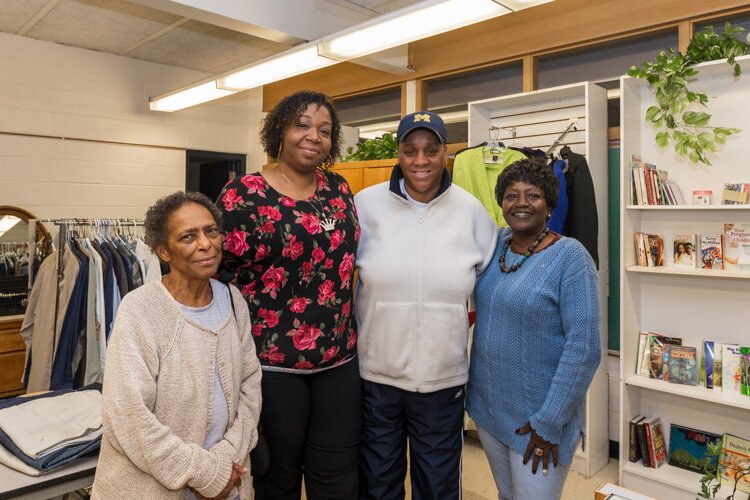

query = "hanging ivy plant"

[
  {"left": 341, "top": 132, "right": 398, "bottom": 162},
  {"left": 627, "top": 22, "right": 750, "bottom": 165}
]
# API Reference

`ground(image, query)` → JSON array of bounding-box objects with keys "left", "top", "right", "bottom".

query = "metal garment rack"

[{"left": 34, "top": 218, "right": 145, "bottom": 341}]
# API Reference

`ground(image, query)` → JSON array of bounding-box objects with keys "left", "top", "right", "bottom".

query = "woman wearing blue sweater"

[{"left": 467, "top": 158, "right": 601, "bottom": 500}]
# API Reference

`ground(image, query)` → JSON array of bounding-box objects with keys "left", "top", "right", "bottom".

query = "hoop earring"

[{"left": 277, "top": 142, "right": 283, "bottom": 159}]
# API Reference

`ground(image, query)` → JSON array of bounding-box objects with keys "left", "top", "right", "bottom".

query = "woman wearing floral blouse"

[{"left": 217, "top": 91, "right": 360, "bottom": 500}]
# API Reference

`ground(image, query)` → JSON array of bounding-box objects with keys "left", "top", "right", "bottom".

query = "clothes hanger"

[{"left": 483, "top": 126, "right": 507, "bottom": 163}]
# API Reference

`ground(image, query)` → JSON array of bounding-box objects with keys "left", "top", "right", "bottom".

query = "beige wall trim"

[{"left": 0, "top": 130, "right": 186, "bottom": 152}]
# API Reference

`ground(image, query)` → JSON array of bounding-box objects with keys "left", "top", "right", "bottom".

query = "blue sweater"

[{"left": 467, "top": 228, "right": 600, "bottom": 464}]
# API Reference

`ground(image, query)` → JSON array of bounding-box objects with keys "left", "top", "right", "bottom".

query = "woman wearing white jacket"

[{"left": 355, "top": 111, "right": 497, "bottom": 500}]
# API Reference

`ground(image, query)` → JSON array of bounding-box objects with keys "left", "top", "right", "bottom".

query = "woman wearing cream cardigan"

[{"left": 91, "top": 191, "right": 262, "bottom": 499}]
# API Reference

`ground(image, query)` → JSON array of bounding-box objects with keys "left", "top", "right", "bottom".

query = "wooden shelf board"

[
  {"left": 625, "top": 265, "right": 750, "bottom": 279},
  {"left": 625, "top": 375, "right": 750, "bottom": 411},
  {"left": 622, "top": 461, "right": 736, "bottom": 497}
]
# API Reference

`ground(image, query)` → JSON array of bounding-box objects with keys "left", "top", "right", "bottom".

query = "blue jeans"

[{"left": 476, "top": 425, "right": 571, "bottom": 500}]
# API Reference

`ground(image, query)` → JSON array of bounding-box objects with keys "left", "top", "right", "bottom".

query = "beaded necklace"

[{"left": 498, "top": 227, "right": 550, "bottom": 273}]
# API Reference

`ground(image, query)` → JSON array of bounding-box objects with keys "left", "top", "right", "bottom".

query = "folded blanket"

[{"left": 0, "top": 390, "right": 101, "bottom": 459}]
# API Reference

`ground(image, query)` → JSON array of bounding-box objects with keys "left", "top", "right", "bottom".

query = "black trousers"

[
  {"left": 253, "top": 358, "right": 361, "bottom": 500},
  {"left": 359, "top": 380, "right": 465, "bottom": 500}
]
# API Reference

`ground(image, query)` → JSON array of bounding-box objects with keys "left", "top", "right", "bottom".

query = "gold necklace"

[{"left": 278, "top": 167, "right": 336, "bottom": 232}]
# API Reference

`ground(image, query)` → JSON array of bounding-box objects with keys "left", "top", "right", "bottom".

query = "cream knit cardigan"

[{"left": 91, "top": 281, "right": 262, "bottom": 499}]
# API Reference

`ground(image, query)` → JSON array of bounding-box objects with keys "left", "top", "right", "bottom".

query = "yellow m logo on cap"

[{"left": 413, "top": 114, "right": 431, "bottom": 123}]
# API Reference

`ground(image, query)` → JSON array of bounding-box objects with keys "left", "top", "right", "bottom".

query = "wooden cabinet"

[{"left": 0, "top": 316, "right": 25, "bottom": 398}]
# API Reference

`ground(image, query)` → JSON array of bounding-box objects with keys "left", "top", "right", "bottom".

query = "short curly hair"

[
  {"left": 260, "top": 90, "right": 342, "bottom": 169},
  {"left": 495, "top": 158, "right": 559, "bottom": 210},
  {"left": 144, "top": 191, "right": 222, "bottom": 250}
]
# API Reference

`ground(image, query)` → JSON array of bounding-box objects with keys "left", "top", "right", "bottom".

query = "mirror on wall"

[{"left": 0, "top": 206, "right": 50, "bottom": 317}]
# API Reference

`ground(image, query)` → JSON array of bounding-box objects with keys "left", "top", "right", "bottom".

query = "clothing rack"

[{"left": 36, "top": 218, "right": 145, "bottom": 342}]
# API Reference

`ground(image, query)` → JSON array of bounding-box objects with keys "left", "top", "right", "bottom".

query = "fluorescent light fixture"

[
  {"left": 0, "top": 216, "right": 21, "bottom": 238},
  {"left": 150, "top": 81, "right": 236, "bottom": 112},
  {"left": 495, "top": 0, "right": 555, "bottom": 9},
  {"left": 318, "top": 0, "right": 510, "bottom": 61},
  {"left": 216, "top": 43, "right": 338, "bottom": 91}
]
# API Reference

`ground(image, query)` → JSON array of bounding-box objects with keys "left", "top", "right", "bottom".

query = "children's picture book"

[
  {"left": 649, "top": 334, "right": 682, "bottom": 380},
  {"left": 701, "top": 341, "right": 718, "bottom": 388},
  {"left": 723, "top": 223, "right": 750, "bottom": 270},
  {"left": 722, "top": 344, "right": 742, "bottom": 394},
  {"left": 741, "top": 347, "right": 750, "bottom": 397},
  {"left": 700, "top": 234, "right": 723, "bottom": 270},
  {"left": 715, "top": 345, "right": 724, "bottom": 390},
  {"left": 673, "top": 234, "right": 696, "bottom": 267},
  {"left": 668, "top": 424, "right": 722, "bottom": 474},
  {"left": 720, "top": 433, "right": 750, "bottom": 493},
  {"left": 664, "top": 345, "right": 698, "bottom": 385},
  {"left": 721, "top": 182, "right": 750, "bottom": 205}
]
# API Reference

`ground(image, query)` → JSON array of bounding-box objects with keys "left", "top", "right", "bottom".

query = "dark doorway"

[{"left": 186, "top": 150, "right": 247, "bottom": 202}]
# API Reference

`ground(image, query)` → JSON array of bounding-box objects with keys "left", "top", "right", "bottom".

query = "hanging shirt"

[
  {"left": 452, "top": 146, "right": 527, "bottom": 227},
  {"left": 547, "top": 160, "right": 569, "bottom": 233}
]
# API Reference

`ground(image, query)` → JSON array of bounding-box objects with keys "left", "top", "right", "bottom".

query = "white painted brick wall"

[{"left": 0, "top": 32, "right": 266, "bottom": 220}]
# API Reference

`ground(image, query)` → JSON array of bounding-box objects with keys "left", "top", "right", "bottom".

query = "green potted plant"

[
  {"left": 341, "top": 132, "right": 398, "bottom": 162},
  {"left": 627, "top": 22, "right": 750, "bottom": 165},
  {"left": 698, "top": 440, "right": 750, "bottom": 499}
]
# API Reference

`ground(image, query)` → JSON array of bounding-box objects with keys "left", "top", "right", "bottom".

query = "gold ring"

[
  {"left": 543, "top": 468, "right": 548, "bottom": 476},
  {"left": 534, "top": 448, "right": 544, "bottom": 457}
]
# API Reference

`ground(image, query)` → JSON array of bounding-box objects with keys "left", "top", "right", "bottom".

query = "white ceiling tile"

[
  {"left": 0, "top": 0, "right": 50, "bottom": 33},
  {"left": 128, "top": 20, "right": 288, "bottom": 73},
  {"left": 25, "top": 0, "right": 182, "bottom": 54}
]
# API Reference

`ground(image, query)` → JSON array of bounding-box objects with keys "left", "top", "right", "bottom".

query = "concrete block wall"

[{"left": 0, "top": 31, "right": 265, "bottom": 219}]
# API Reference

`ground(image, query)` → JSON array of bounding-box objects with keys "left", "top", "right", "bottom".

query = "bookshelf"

[
  {"left": 619, "top": 54, "right": 750, "bottom": 499},
  {"left": 467, "top": 82, "right": 609, "bottom": 478}
]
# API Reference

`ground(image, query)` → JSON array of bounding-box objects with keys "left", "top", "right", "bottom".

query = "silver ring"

[
  {"left": 534, "top": 448, "right": 543, "bottom": 457},
  {"left": 542, "top": 468, "right": 548, "bottom": 476}
]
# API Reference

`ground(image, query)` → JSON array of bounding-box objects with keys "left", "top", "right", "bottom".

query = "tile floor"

[{"left": 300, "top": 435, "right": 621, "bottom": 499}]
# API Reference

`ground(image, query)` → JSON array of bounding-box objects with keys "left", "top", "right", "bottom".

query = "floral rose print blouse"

[{"left": 218, "top": 170, "right": 359, "bottom": 372}]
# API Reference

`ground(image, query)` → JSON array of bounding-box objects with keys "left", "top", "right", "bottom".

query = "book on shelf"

[
  {"left": 636, "top": 331, "right": 651, "bottom": 376},
  {"left": 629, "top": 415, "right": 646, "bottom": 463},
  {"left": 636, "top": 417, "right": 652, "bottom": 467},
  {"left": 648, "top": 417, "right": 667, "bottom": 468},
  {"left": 630, "top": 155, "right": 643, "bottom": 205},
  {"left": 648, "top": 334, "right": 682, "bottom": 380},
  {"left": 700, "top": 234, "right": 723, "bottom": 270},
  {"left": 667, "top": 180, "right": 686, "bottom": 205},
  {"left": 720, "top": 433, "right": 750, "bottom": 494},
  {"left": 741, "top": 347, "right": 750, "bottom": 397},
  {"left": 668, "top": 424, "right": 722, "bottom": 474},
  {"left": 634, "top": 233, "right": 648, "bottom": 267},
  {"left": 723, "top": 223, "right": 750, "bottom": 270},
  {"left": 673, "top": 234, "right": 697, "bottom": 267},
  {"left": 647, "top": 234, "right": 665, "bottom": 266},
  {"left": 663, "top": 345, "right": 698, "bottom": 385},
  {"left": 721, "top": 182, "right": 750, "bottom": 205},
  {"left": 701, "top": 340, "right": 719, "bottom": 389},
  {"left": 715, "top": 344, "right": 724, "bottom": 390},
  {"left": 723, "top": 344, "right": 742, "bottom": 394}
]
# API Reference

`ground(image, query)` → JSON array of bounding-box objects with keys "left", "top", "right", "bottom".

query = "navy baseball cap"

[{"left": 396, "top": 111, "right": 447, "bottom": 143}]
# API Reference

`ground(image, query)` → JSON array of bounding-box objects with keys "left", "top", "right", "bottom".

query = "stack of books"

[{"left": 629, "top": 155, "right": 684, "bottom": 205}]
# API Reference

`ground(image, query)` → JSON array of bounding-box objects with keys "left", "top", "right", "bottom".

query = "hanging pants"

[{"left": 360, "top": 380, "right": 465, "bottom": 500}]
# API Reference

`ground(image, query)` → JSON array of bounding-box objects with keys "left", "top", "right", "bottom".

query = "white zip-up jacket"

[{"left": 354, "top": 167, "right": 498, "bottom": 393}]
